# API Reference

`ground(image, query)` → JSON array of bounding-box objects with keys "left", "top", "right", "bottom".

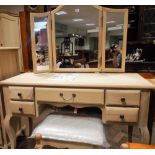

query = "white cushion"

[{"left": 31, "top": 114, "right": 109, "bottom": 148}]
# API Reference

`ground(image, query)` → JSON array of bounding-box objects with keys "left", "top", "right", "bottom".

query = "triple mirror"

[{"left": 30, "top": 6, "right": 128, "bottom": 73}]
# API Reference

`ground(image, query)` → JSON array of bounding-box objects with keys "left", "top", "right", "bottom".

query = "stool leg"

[{"left": 34, "top": 133, "right": 43, "bottom": 149}]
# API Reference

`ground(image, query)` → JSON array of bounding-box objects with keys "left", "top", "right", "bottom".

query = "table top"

[{"left": 0, "top": 72, "right": 154, "bottom": 89}]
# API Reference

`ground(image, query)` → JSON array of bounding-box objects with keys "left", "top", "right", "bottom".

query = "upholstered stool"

[{"left": 31, "top": 114, "right": 110, "bottom": 149}]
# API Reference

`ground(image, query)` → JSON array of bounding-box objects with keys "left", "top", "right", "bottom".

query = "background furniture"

[
  {"left": 0, "top": 11, "right": 23, "bottom": 80},
  {"left": 0, "top": 11, "right": 23, "bottom": 149}
]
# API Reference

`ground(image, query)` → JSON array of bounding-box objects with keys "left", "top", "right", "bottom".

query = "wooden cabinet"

[
  {"left": 0, "top": 11, "right": 23, "bottom": 148},
  {"left": 0, "top": 13, "right": 20, "bottom": 47},
  {"left": 0, "top": 12, "right": 23, "bottom": 80}
]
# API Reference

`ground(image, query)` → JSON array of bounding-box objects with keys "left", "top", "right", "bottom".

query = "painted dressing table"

[
  {"left": 1, "top": 5, "right": 154, "bottom": 148},
  {"left": 0, "top": 72, "right": 154, "bottom": 148}
]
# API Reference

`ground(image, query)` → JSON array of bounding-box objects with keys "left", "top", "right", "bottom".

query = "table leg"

[
  {"left": 139, "top": 126, "right": 150, "bottom": 144},
  {"left": 4, "top": 115, "right": 16, "bottom": 149},
  {"left": 128, "top": 126, "right": 133, "bottom": 142}
]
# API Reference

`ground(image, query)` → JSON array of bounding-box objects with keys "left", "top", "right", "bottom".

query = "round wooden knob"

[
  {"left": 121, "top": 97, "right": 125, "bottom": 102},
  {"left": 18, "top": 92, "right": 22, "bottom": 98},
  {"left": 19, "top": 107, "right": 23, "bottom": 112},
  {"left": 120, "top": 115, "right": 125, "bottom": 121}
]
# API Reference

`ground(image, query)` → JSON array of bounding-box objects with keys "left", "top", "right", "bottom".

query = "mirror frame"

[
  {"left": 102, "top": 7, "right": 128, "bottom": 72},
  {"left": 30, "top": 12, "right": 53, "bottom": 73},
  {"left": 51, "top": 5, "right": 103, "bottom": 73}
]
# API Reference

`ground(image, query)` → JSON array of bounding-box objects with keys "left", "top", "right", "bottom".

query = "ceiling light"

[
  {"left": 106, "top": 21, "right": 115, "bottom": 24},
  {"left": 116, "top": 24, "right": 123, "bottom": 27},
  {"left": 56, "top": 11, "right": 67, "bottom": 15},
  {"left": 72, "top": 18, "right": 84, "bottom": 22},
  {"left": 87, "top": 27, "right": 99, "bottom": 33},
  {"left": 108, "top": 26, "right": 122, "bottom": 31},
  {"left": 75, "top": 9, "right": 80, "bottom": 13},
  {"left": 86, "top": 23, "right": 95, "bottom": 26}
]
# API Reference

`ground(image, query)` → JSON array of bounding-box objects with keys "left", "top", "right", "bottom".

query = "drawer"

[
  {"left": 36, "top": 88, "right": 104, "bottom": 105},
  {"left": 105, "top": 90, "right": 141, "bottom": 106},
  {"left": 9, "top": 87, "right": 34, "bottom": 100},
  {"left": 104, "top": 107, "right": 139, "bottom": 123},
  {"left": 10, "top": 101, "right": 35, "bottom": 115}
]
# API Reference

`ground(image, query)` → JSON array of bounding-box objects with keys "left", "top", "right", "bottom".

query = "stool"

[{"left": 30, "top": 114, "right": 110, "bottom": 149}]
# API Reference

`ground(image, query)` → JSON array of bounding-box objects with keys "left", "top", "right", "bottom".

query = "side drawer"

[
  {"left": 36, "top": 88, "right": 104, "bottom": 105},
  {"left": 105, "top": 89, "right": 141, "bottom": 106},
  {"left": 104, "top": 107, "right": 139, "bottom": 123},
  {"left": 10, "top": 101, "right": 35, "bottom": 115},
  {"left": 9, "top": 87, "right": 34, "bottom": 100}
]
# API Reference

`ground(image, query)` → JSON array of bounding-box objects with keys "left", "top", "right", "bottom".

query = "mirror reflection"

[
  {"left": 34, "top": 16, "right": 49, "bottom": 71},
  {"left": 55, "top": 6, "right": 100, "bottom": 69},
  {"left": 105, "top": 13, "right": 124, "bottom": 68}
]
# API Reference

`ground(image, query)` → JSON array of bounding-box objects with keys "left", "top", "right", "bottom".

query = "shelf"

[{"left": 0, "top": 47, "right": 20, "bottom": 50}]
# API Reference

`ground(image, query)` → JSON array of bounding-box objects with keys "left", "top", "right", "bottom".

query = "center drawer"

[
  {"left": 105, "top": 89, "right": 141, "bottom": 106},
  {"left": 10, "top": 101, "right": 35, "bottom": 115},
  {"left": 36, "top": 88, "right": 104, "bottom": 105}
]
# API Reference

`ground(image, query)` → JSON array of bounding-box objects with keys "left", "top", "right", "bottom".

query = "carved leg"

[
  {"left": 139, "top": 126, "right": 150, "bottom": 144},
  {"left": 4, "top": 115, "right": 16, "bottom": 149}
]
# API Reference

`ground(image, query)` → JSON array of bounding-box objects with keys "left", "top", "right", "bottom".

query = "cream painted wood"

[
  {"left": 0, "top": 73, "right": 154, "bottom": 148},
  {"left": 0, "top": 93, "right": 7, "bottom": 148},
  {"left": 9, "top": 86, "right": 34, "bottom": 100},
  {"left": 103, "top": 107, "right": 139, "bottom": 123},
  {"left": 51, "top": 5, "right": 103, "bottom": 73},
  {"left": 0, "top": 13, "right": 23, "bottom": 72},
  {"left": 138, "top": 91, "right": 150, "bottom": 127},
  {"left": 0, "top": 73, "right": 154, "bottom": 89},
  {"left": 10, "top": 101, "right": 35, "bottom": 115},
  {"left": 36, "top": 138, "right": 101, "bottom": 149},
  {"left": 30, "top": 12, "right": 53, "bottom": 73},
  {"left": 0, "top": 49, "right": 19, "bottom": 80},
  {"left": 102, "top": 7, "right": 128, "bottom": 72},
  {"left": 36, "top": 88, "right": 104, "bottom": 105},
  {"left": 105, "top": 90, "right": 141, "bottom": 106}
]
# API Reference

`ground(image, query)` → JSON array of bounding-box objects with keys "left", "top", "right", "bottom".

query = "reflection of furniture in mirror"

[
  {"left": 30, "top": 12, "right": 52, "bottom": 73},
  {"left": 52, "top": 5, "right": 102, "bottom": 72},
  {"left": 102, "top": 8, "right": 128, "bottom": 72}
]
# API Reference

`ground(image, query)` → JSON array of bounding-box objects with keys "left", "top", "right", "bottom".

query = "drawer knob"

[
  {"left": 120, "top": 115, "right": 125, "bottom": 121},
  {"left": 19, "top": 107, "right": 23, "bottom": 112},
  {"left": 60, "top": 93, "right": 76, "bottom": 101},
  {"left": 121, "top": 97, "right": 126, "bottom": 105},
  {"left": 18, "top": 92, "right": 22, "bottom": 98}
]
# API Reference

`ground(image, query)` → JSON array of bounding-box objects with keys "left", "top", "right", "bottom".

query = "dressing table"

[
  {"left": 0, "top": 72, "right": 154, "bottom": 148},
  {"left": 1, "top": 5, "right": 155, "bottom": 149}
]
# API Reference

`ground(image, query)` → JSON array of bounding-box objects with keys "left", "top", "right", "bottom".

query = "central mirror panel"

[{"left": 53, "top": 5, "right": 102, "bottom": 72}]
